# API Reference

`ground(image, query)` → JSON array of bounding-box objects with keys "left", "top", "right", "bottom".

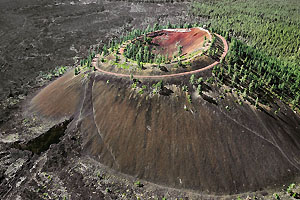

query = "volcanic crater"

[
  {"left": 93, "top": 27, "right": 226, "bottom": 77},
  {"left": 28, "top": 27, "right": 300, "bottom": 196}
]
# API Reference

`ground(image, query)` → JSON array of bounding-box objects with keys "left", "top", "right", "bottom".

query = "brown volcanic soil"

[
  {"left": 30, "top": 71, "right": 85, "bottom": 119},
  {"left": 1, "top": 0, "right": 300, "bottom": 199},
  {"left": 150, "top": 28, "right": 211, "bottom": 58},
  {"left": 28, "top": 69, "right": 300, "bottom": 195}
]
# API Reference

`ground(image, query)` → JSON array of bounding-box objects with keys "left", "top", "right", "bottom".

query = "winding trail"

[{"left": 92, "top": 33, "right": 228, "bottom": 79}]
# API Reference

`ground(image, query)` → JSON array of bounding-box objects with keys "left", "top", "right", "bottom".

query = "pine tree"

[
  {"left": 190, "top": 75, "right": 195, "bottom": 84},
  {"left": 178, "top": 59, "right": 182, "bottom": 66},
  {"left": 255, "top": 97, "right": 259, "bottom": 108},
  {"left": 177, "top": 45, "right": 183, "bottom": 57},
  {"left": 197, "top": 84, "right": 202, "bottom": 95},
  {"left": 167, "top": 21, "right": 171, "bottom": 29}
]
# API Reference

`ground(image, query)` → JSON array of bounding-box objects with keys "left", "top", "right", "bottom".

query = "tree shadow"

[
  {"left": 159, "top": 87, "right": 174, "bottom": 96},
  {"left": 159, "top": 65, "right": 168, "bottom": 72},
  {"left": 202, "top": 93, "right": 218, "bottom": 105}
]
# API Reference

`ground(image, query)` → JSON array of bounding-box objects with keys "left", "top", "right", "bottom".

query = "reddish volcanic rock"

[{"left": 150, "top": 28, "right": 211, "bottom": 58}]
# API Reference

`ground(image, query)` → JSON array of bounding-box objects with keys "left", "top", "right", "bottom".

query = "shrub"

[{"left": 190, "top": 74, "right": 195, "bottom": 84}]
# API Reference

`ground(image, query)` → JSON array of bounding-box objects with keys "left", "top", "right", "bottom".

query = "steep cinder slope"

[
  {"left": 30, "top": 71, "right": 86, "bottom": 120},
  {"left": 30, "top": 71, "right": 300, "bottom": 195}
]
